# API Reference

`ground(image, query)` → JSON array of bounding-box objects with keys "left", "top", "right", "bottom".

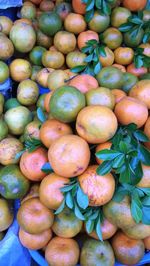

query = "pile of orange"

[{"left": 0, "top": 0, "right": 150, "bottom": 265}]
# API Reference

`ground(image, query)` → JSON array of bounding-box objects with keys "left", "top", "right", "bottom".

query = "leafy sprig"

[
  {"left": 71, "top": 39, "right": 106, "bottom": 76},
  {"left": 96, "top": 123, "right": 150, "bottom": 185},
  {"left": 134, "top": 47, "right": 150, "bottom": 69},
  {"left": 113, "top": 183, "right": 150, "bottom": 224}
]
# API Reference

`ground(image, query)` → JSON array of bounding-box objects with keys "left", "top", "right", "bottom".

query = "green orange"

[
  {"left": 29, "top": 46, "right": 46, "bottom": 66},
  {"left": 39, "top": 12, "right": 62, "bottom": 36}
]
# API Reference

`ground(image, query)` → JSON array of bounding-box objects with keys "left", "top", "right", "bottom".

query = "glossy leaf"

[
  {"left": 86, "top": 0, "right": 95, "bottom": 11},
  {"left": 74, "top": 203, "right": 85, "bottom": 220},
  {"left": 142, "top": 206, "right": 150, "bottom": 225},
  {"left": 138, "top": 144, "right": 150, "bottom": 165},
  {"left": 77, "top": 186, "right": 89, "bottom": 209},
  {"left": 112, "top": 154, "right": 125, "bottom": 168},
  {"left": 65, "top": 192, "right": 74, "bottom": 209},
  {"left": 96, "top": 217, "right": 103, "bottom": 241},
  {"left": 15, "top": 150, "right": 25, "bottom": 160},
  {"left": 96, "top": 149, "right": 122, "bottom": 160},
  {"left": 85, "top": 219, "right": 95, "bottom": 234},
  {"left": 37, "top": 107, "right": 46, "bottom": 123},
  {"left": 71, "top": 65, "right": 86, "bottom": 73},
  {"left": 55, "top": 200, "right": 65, "bottom": 214},
  {"left": 41, "top": 162, "right": 53, "bottom": 174},
  {"left": 96, "top": 160, "right": 113, "bottom": 176},
  {"left": 131, "top": 197, "right": 142, "bottom": 223}
]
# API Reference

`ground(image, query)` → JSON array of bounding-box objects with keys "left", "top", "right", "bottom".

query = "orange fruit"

[
  {"left": 102, "top": 27, "right": 123, "bottom": 50},
  {"left": 95, "top": 142, "right": 112, "bottom": 164},
  {"left": 36, "top": 30, "right": 53, "bottom": 49},
  {"left": 0, "top": 137, "right": 23, "bottom": 165},
  {"left": 78, "top": 165, "right": 115, "bottom": 206},
  {"left": 40, "top": 119, "right": 73, "bottom": 148},
  {"left": 123, "top": 0, "right": 147, "bottom": 11},
  {"left": 0, "top": 198, "right": 13, "bottom": 231},
  {"left": 36, "top": 68, "right": 54, "bottom": 88},
  {"left": 20, "top": 2, "right": 36, "bottom": 20},
  {"left": 69, "top": 74, "right": 98, "bottom": 93},
  {"left": 24, "top": 120, "right": 41, "bottom": 141},
  {"left": 96, "top": 66, "right": 124, "bottom": 89},
  {"left": 112, "top": 89, "right": 127, "bottom": 103},
  {"left": 114, "top": 47, "right": 134, "bottom": 65},
  {"left": 45, "top": 237, "right": 80, "bottom": 266},
  {"left": 0, "top": 34, "right": 14, "bottom": 61},
  {"left": 17, "top": 198, "right": 54, "bottom": 234},
  {"left": 0, "top": 16, "right": 13, "bottom": 35},
  {"left": 54, "top": 31, "right": 76, "bottom": 54},
  {"left": 48, "top": 134, "right": 90, "bottom": 178},
  {"left": 42, "top": 50, "right": 65, "bottom": 69},
  {"left": 64, "top": 13, "right": 86, "bottom": 34},
  {"left": 19, "top": 227, "right": 52, "bottom": 250},
  {"left": 14, "top": 18, "right": 32, "bottom": 25},
  {"left": 52, "top": 207, "right": 83, "bottom": 238},
  {"left": 127, "top": 63, "right": 148, "bottom": 77},
  {"left": 77, "top": 30, "right": 99, "bottom": 50},
  {"left": 66, "top": 51, "right": 87, "bottom": 68},
  {"left": 76, "top": 105, "right": 118, "bottom": 144},
  {"left": 123, "top": 223, "right": 150, "bottom": 240},
  {"left": 88, "top": 11, "right": 110, "bottom": 33},
  {"left": 64, "top": 69, "right": 77, "bottom": 79},
  {"left": 144, "top": 236, "right": 150, "bottom": 250},
  {"left": 114, "top": 96, "right": 148, "bottom": 128},
  {"left": 129, "top": 80, "right": 150, "bottom": 109},
  {"left": 55, "top": 2, "right": 72, "bottom": 21},
  {"left": 99, "top": 46, "right": 114, "bottom": 67},
  {"left": 112, "top": 64, "right": 126, "bottom": 72},
  {"left": 10, "top": 59, "right": 31, "bottom": 82},
  {"left": 44, "top": 91, "right": 53, "bottom": 113},
  {"left": 72, "top": 0, "right": 86, "bottom": 15},
  {"left": 111, "top": 231, "right": 145, "bottom": 265},
  {"left": 86, "top": 87, "right": 115, "bottom": 109},
  {"left": 39, "top": 173, "right": 69, "bottom": 210},
  {"left": 111, "top": 7, "right": 131, "bottom": 28},
  {"left": 21, "top": 183, "right": 39, "bottom": 204},
  {"left": 136, "top": 165, "right": 150, "bottom": 188},
  {"left": 139, "top": 43, "right": 150, "bottom": 57},
  {"left": 39, "top": 0, "right": 54, "bottom": 11},
  {"left": 47, "top": 70, "right": 69, "bottom": 91},
  {"left": 144, "top": 117, "right": 150, "bottom": 150},
  {"left": 20, "top": 147, "right": 48, "bottom": 181}
]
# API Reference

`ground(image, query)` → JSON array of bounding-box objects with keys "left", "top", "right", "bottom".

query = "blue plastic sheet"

[
  {"left": 0, "top": 78, "right": 12, "bottom": 99},
  {"left": 0, "top": 0, "right": 22, "bottom": 9}
]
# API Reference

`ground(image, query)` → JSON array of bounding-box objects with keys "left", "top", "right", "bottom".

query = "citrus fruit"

[
  {"left": 0, "top": 119, "right": 8, "bottom": 141},
  {"left": 112, "top": 231, "right": 145, "bottom": 265},
  {"left": 99, "top": 46, "right": 114, "bottom": 67},
  {"left": 112, "top": 63, "right": 126, "bottom": 72},
  {"left": 39, "top": 0, "right": 54, "bottom": 11},
  {"left": 86, "top": 87, "right": 115, "bottom": 109},
  {"left": 69, "top": 74, "right": 98, "bottom": 93},
  {"left": 136, "top": 165, "right": 150, "bottom": 188},
  {"left": 127, "top": 63, "right": 148, "bottom": 77},
  {"left": 112, "top": 89, "right": 127, "bottom": 103},
  {"left": 144, "top": 116, "right": 150, "bottom": 150},
  {"left": 80, "top": 238, "right": 115, "bottom": 266},
  {"left": 45, "top": 237, "right": 80, "bottom": 266},
  {"left": 42, "top": 50, "right": 65, "bottom": 69},
  {"left": 17, "top": 198, "right": 54, "bottom": 234},
  {"left": 36, "top": 68, "right": 54, "bottom": 88},
  {"left": 96, "top": 66, "right": 124, "bottom": 89},
  {"left": 47, "top": 69, "right": 69, "bottom": 91},
  {"left": 10, "top": 59, "right": 32, "bottom": 82},
  {"left": 64, "top": 12, "right": 86, "bottom": 34},
  {"left": 54, "top": 31, "right": 76, "bottom": 54},
  {"left": 76, "top": 105, "right": 118, "bottom": 144},
  {"left": 29, "top": 46, "right": 46, "bottom": 66},
  {"left": 114, "top": 96, "right": 148, "bottom": 128},
  {"left": 52, "top": 207, "right": 83, "bottom": 238},
  {"left": 36, "top": 29, "right": 53, "bottom": 48},
  {"left": 122, "top": 72, "right": 138, "bottom": 93},
  {"left": 0, "top": 137, "right": 23, "bottom": 165},
  {"left": 78, "top": 165, "right": 115, "bottom": 206},
  {"left": 44, "top": 91, "right": 53, "bottom": 112},
  {"left": 124, "top": 29, "right": 144, "bottom": 47},
  {"left": 88, "top": 11, "right": 110, "bottom": 33},
  {"left": 39, "top": 173, "right": 69, "bottom": 210},
  {"left": 114, "top": 47, "right": 134, "bottom": 65},
  {"left": 10, "top": 22, "right": 36, "bottom": 52},
  {"left": 48, "top": 134, "right": 90, "bottom": 178},
  {"left": 123, "top": 0, "right": 147, "bottom": 11},
  {"left": 0, "top": 34, "right": 14, "bottom": 60},
  {"left": 139, "top": 43, "right": 150, "bottom": 57},
  {"left": 4, "top": 106, "right": 32, "bottom": 135},
  {"left": 96, "top": 142, "right": 112, "bottom": 164},
  {"left": 39, "top": 11, "right": 62, "bottom": 36},
  {"left": 77, "top": 30, "right": 99, "bottom": 50},
  {"left": 55, "top": 2, "right": 72, "bottom": 21},
  {"left": 40, "top": 119, "right": 73, "bottom": 148},
  {"left": 50, "top": 85, "right": 86, "bottom": 123},
  {"left": 0, "top": 164, "right": 30, "bottom": 199},
  {"left": 20, "top": 147, "right": 48, "bottom": 181},
  {"left": 17, "top": 79, "right": 39, "bottom": 106},
  {"left": 24, "top": 120, "right": 41, "bottom": 141},
  {"left": 144, "top": 236, "right": 150, "bottom": 250},
  {"left": 0, "top": 61, "right": 9, "bottom": 83},
  {"left": 0, "top": 16, "right": 13, "bottom": 35},
  {"left": 0, "top": 198, "right": 13, "bottom": 232},
  {"left": 72, "top": 0, "right": 86, "bottom": 15},
  {"left": 111, "top": 7, "right": 131, "bottom": 27},
  {"left": 66, "top": 51, "right": 87, "bottom": 68},
  {"left": 4, "top": 98, "right": 21, "bottom": 111},
  {"left": 102, "top": 27, "right": 123, "bottom": 50},
  {"left": 19, "top": 227, "right": 52, "bottom": 250},
  {"left": 20, "top": 2, "right": 36, "bottom": 20},
  {"left": 21, "top": 183, "right": 39, "bottom": 204},
  {"left": 123, "top": 223, "right": 150, "bottom": 239},
  {"left": 129, "top": 80, "right": 150, "bottom": 109},
  {"left": 37, "top": 94, "right": 47, "bottom": 111}
]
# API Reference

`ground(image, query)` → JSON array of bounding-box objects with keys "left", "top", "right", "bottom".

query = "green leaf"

[
  {"left": 37, "top": 107, "right": 46, "bottom": 123},
  {"left": 71, "top": 65, "right": 86, "bottom": 73},
  {"left": 77, "top": 186, "right": 89, "bottom": 210},
  {"left": 119, "top": 141, "right": 128, "bottom": 153},
  {"left": 61, "top": 184, "right": 77, "bottom": 193},
  {"left": 101, "top": 0, "right": 111, "bottom": 15},
  {"left": 96, "top": 160, "right": 113, "bottom": 176},
  {"left": 74, "top": 203, "right": 85, "bottom": 220},
  {"left": 98, "top": 46, "right": 106, "bottom": 57},
  {"left": 139, "top": 188, "right": 150, "bottom": 197},
  {"left": 41, "top": 162, "right": 53, "bottom": 174},
  {"left": 85, "top": 8, "right": 95, "bottom": 22},
  {"left": 95, "top": 0, "right": 101, "bottom": 9},
  {"left": 15, "top": 150, "right": 25, "bottom": 160},
  {"left": 96, "top": 149, "right": 122, "bottom": 160},
  {"left": 94, "top": 62, "right": 101, "bottom": 75},
  {"left": 138, "top": 144, "right": 150, "bottom": 165},
  {"left": 90, "top": 210, "right": 99, "bottom": 220},
  {"left": 142, "top": 206, "right": 150, "bottom": 225},
  {"left": 96, "top": 216, "right": 103, "bottom": 241},
  {"left": 134, "top": 55, "right": 144, "bottom": 68},
  {"left": 113, "top": 189, "right": 127, "bottom": 202},
  {"left": 118, "top": 23, "right": 133, "bottom": 32},
  {"left": 119, "top": 163, "right": 131, "bottom": 184},
  {"left": 112, "top": 154, "right": 125, "bottom": 168},
  {"left": 128, "top": 16, "right": 143, "bottom": 25},
  {"left": 130, "top": 161, "right": 143, "bottom": 185},
  {"left": 130, "top": 26, "right": 139, "bottom": 38},
  {"left": 142, "top": 196, "right": 150, "bottom": 206},
  {"left": 84, "top": 54, "right": 93, "bottom": 63},
  {"left": 85, "top": 219, "right": 95, "bottom": 234},
  {"left": 65, "top": 192, "right": 74, "bottom": 209},
  {"left": 131, "top": 197, "right": 142, "bottom": 223},
  {"left": 143, "top": 32, "right": 150, "bottom": 43},
  {"left": 55, "top": 200, "right": 65, "bottom": 214},
  {"left": 86, "top": 0, "right": 95, "bottom": 11}
]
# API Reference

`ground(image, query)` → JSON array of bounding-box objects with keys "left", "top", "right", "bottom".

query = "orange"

[
  {"left": 64, "top": 13, "right": 86, "bottom": 34},
  {"left": 0, "top": 34, "right": 14, "bottom": 61},
  {"left": 40, "top": 119, "right": 73, "bottom": 148},
  {"left": 55, "top": 2, "right": 72, "bottom": 21},
  {"left": 99, "top": 47, "right": 114, "bottom": 67},
  {"left": 39, "top": 0, "right": 54, "bottom": 11},
  {"left": 139, "top": 43, "right": 150, "bottom": 57},
  {"left": 112, "top": 64, "right": 126, "bottom": 72},
  {"left": 112, "top": 89, "right": 127, "bottom": 103},
  {"left": 24, "top": 120, "right": 41, "bottom": 141},
  {"left": 136, "top": 165, "right": 150, "bottom": 188},
  {"left": 64, "top": 69, "right": 77, "bottom": 79},
  {"left": 77, "top": 30, "right": 99, "bottom": 50},
  {"left": 96, "top": 142, "right": 112, "bottom": 164},
  {"left": 54, "top": 31, "right": 76, "bottom": 54},
  {"left": 123, "top": 223, "right": 150, "bottom": 239},
  {"left": 47, "top": 70, "right": 69, "bottom": 91},
  {"left": 114, "top": 47, "right": 134, "bottom": 65},
  {"left": 123, "top": 0, "right": 147, "bottom": 11},
  {"left": 69, "top": 74, "right": 98, "bottom": 93},
  {"left": 76, "top": 105, "right": 118, "bottom": 144},
  {"left": 0, "top": 198, "right": 13, "bottom": 231},
  {"left": 88, "top": 11, "right": 110, "bottom": 33},
  {"left": 48, "top": 134, "right": 90, "bottom": 178},
  {"left": 39, "top": 173, "right": 69, "bottom": 210},
  {"left": 45, "top": 237, "right": 80, "bottom": 266},
  {"left": 20, "top": 147, "right": 48, "bottom": 181},
  {"left": 144, "top": 117, "right": 150, "bottom": 149},
  {"left": 127, "top": 63, "right": 148, "bottom": 77},
  {"left": 144, "top": 236, "right": 150, "bottom": 250},
  {"left": 78, "top": 165, "right": 115, "bottom": 206},
  {"left": 129, "top": 80, "right": 150, "bottom": 109},
  {"left": 17, "top": 198, "right": 54, "bottom": 234},
  {"left": 111, "top": 231, "right": 145, "bottom": 265},
  {"left": 36, "top": 68, "right": 54, "bottom": 88},
  {"left": 36, "top": 30, "right": 53, "bottom": 48},
  {"left": 102, "top": 27, "right": 123, "bottom": 50},
  {"left": 14, "top": 18, "right": 32, "bottom": 25},
  {"left": 72, "top": 0, "right": 86, "bottom": 15},
  {"left": 42, "top": 50, "right": 65, "bottom": 69},
  {"left": 19, "top": 227, "right": 52, "bottom": 250},
  {"left": 21, "top": 183, "right": 39, "bottom": 204},
  {"left": 44, "top": 91, "right": 53, "bottom": 113},
  {"left": 10, "top": 59, "right": 31, "bottom": 82},
  {"left": 0, "top": 16, "right": 13, "bottom": 35},
  {"left": 111, "top": 7, "right": 131, "bottom": 28},
  {"left": 114, "top": 96, "right": 148, "bottom": 128},
  {"left": 86, "top": 87, "right": 115, "bottom": 109},
  {"left": 66, "top": 51, "right": 87, "bottom": 68},
  {"left": 0, "top": 137, "right": 23, "bottom": 165}
]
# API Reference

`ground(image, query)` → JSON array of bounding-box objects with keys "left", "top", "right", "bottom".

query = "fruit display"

[{"left": 0, "top": 0, "right": 150, "bottom": 265}]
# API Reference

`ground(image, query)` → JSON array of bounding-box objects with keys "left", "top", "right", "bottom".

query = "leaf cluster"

[
  {"left": 134, "top": 47, "right": 150, "bottom": 69},
  {"left": 15, "top": 137, "right": 43, "bottom": 160}
]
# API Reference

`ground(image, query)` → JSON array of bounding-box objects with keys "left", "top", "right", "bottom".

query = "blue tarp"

[{"left": 0, "top": 0, "right": 22, "bottom": 9}]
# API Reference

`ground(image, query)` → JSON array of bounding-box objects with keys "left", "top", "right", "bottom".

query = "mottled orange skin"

[
  {"left": 0, "top": 137, "right": 23, "bottom": 165},
  {"left": 112, "top": 89, "right": 127, "bottom": 104},
  {"left": 129, "top": 80, "right": 150, "bottom": 109},
  {"left": 127, "top": 63, "right": 148, "bottom": 77},
  {"left": 69, "top": 74, "right": 98, "bottom": 94},
  {"left": 64, "top": 13, "right": 87, "bottom": 34},
  {"left": 114, "top": 47, "right": 134, "bottom": 65},
  {"left": 54, "top": 31, "right": 77, "bottom": 55},
  {"left": 77, "top": 30, "right": 99, "bottom": 50},
  {"left": 21, "top": 184, "right": 39, "bottom": 204}
]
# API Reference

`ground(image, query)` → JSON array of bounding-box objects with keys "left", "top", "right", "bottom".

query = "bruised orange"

[{"left": 69, "top": 74, "right": 98, "bottom": 93}]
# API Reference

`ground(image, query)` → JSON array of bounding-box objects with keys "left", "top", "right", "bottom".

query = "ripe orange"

[
  {"left": 96, "top": 142, "right": 112, "bottom": 164},
  {"left": 36, "top": 30, "right": 53, "bottom": 48},
  {"left": 78, "top": 165, "right": 115, "bottom": 206},
  {"left": 24, "top": 120, "right": 41, "bottom": 141},
  {"left": 48, "top": 134, "right": 90, "bottom": 178},
  {"left": 42, "top": 50, "right": 65, "bottom": 69},
  {"left": 129, "top": 80, "right": 150, "bottom": 109},
  {"left": 123, "top": 223, "right": 150, "bottom": 239},
  {"left": 40, "top": 119, "right": 73, "bottom": 148},
  {"left": 69, "top": 74, "right": 98, "bottom": 93},
  {"left": 20, "top": 147, "right": 48, "bottom": 181},
  {"left": 17, "top": 198, "right": 54, "bottom": 234},
  {"left": 123, "top": 0, "right": 147, "bottom": 11},
  {"left": 36, "top": 68, "right": 54, "bottom": 88},
  {"left": 47, "top": 69, "right": 69, "bottom": 91},
  {"left": 77, "top": 30, "right": 99, "bottom": 50},
  {"left": 66, "top": 51, "right": 87, "bottom": 69},
  {"left": 102, "top": 27, "right": 123, "bottom": 50},
  {"left": 39, "top": 173, "right": 69, "bottom": 210},
  {"left": 127, "top": 63, "right": 148, "bottom": 77},
  {"left": 10, "top": 59, "right": 31, "bottom": 82},
  {"left": 55, "top": 2, "right": 72, "bottom": 21},
  {"left": 114, "top": 96, "right": 148, "bottom": 128},
  {"left": 111, "top": 231, "right": 145, "bottom": 265},
  {"left": 45, "top": 237, "right": 80, "bottom": 266},
  {"left": 99, "top": 46, "right": 114, "bottom": 67},
  {"left": 0, "top": 137, "right": 23, "bottom": 165},
  {"left": 19, "top": 227, "right": 52, "bottom": 250},
  {"left": 136, "top": 165, "right": 150, "bottom": 188},
  {"left": 112, "top": 64, "right": 126, "bottom": 72},
  {"left": 54, "top": 31, "right": 76, "bottom": 54},
  {"left": 76, "top": 105, "right": 118, "bottom": 144},
  {"left": 0, "top": 198, "right": 14, "bottom": 231},
  {"left": 64, "top": 13, "right": 86, "bottom": 34},
  {"left": 88, "top": 11, "right": 110, "bottom": 33},
  {"left": 44, "top": 91, "right": 53, "bottom": 113},
  {"left": 112, "top": 89, "right": 127, "bottom": 103},
  {"left": 114, "top": 47, "right": 134, "bottom": 65},
  {"left": 72, "top": 0, "right": 86, "bottom": 15},
  {"left": 0, "top": 16, "right": 13, "bottom": 35},
  {"left": 21, "top": 183, "right": 39, "bottom": 204},
  {"left": 111, "top": 7, "right": 131, "bottom": 28},
  {"left": 39, "top": 0, "right": 54, "bottom": 11},
  {"left": 144, "top": 117, "right": 150, "bottom": 150},
  {"left": 14, "top": 18, "right": 32, "bottom": 25},
  {"left": 139, "top": 43, "right": 150, "bottom": 57}
]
